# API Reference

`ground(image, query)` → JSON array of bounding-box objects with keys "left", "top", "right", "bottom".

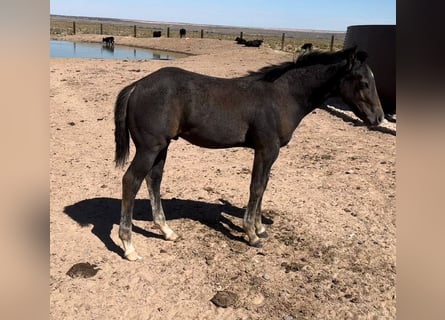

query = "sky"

[{"left": 50, "top": 0, "right": 396, "bottom": 32}]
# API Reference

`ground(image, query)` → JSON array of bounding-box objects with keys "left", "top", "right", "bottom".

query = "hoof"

[
  {"left": 249, "top": 239, "right": 263, "bottom": 248},
  {"left": 165, "top": 232, "right": 180, "bottom": 242},
  {"left": 125, "top": 251, "right": 142, "bottom": 261},
  {"left": 257, "top": 231, "right": 269, "bottom": 239}
]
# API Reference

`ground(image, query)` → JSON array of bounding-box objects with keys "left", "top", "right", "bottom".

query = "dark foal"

[{"left": 114, "top": 47, "right": 384, "bottom": 260}]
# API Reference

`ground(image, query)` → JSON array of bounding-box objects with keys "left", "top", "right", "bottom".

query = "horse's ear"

[
  {"left": 344, "top": 45, "right": 357, "bottom": 56},
  {"left": 356, "top": 51, "right": 368, "bottom": 63},
  {"left": 343, "top": 46, "right": 357, "bottom": 68}
]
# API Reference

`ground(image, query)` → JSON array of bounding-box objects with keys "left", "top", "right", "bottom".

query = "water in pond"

[{"left": 50, "top": 40, "right": 187, "bottom": 60}]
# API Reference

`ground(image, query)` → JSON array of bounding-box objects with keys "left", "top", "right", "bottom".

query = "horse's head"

[{"left": 338, "top": 47, "right": 384, "bottom": 126}]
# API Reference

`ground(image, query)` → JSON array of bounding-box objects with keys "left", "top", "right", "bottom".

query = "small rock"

[
  {"left": 205, "top": 255, "right": 214, "bottom": 266},
  {"left": 66, "top": 262, "right": 100, "bottom": 278},
  {"left": 262, "top": 273, "right": 271, "bottom": 281},
  {"left": 68, "top": 122, "right": 76, "bottom": 126},
  {"left": 210, "top": 290, "right": 238, "bottom": 308},
  {"left": 345, "top": 170, "right": 354, "bottom": 174},
  {"left": 230, "top": 242, "right": 248, "bottom": 254},
  {"left": 283, "top": 315, "right": 295, "bottom": 320},
  {"left": 350, "top": 296, "right": 360, "bottom": 303},
  {"left": 281, "top": 262, "right": 303, "bottom": 273}
]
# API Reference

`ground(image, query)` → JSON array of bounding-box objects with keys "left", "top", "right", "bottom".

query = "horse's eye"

[{"left": 359, "top": 81, "right": 369, "bottom": 89}]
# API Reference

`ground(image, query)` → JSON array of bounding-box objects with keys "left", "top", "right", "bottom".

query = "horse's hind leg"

[
  {"left": 145, "top": 145, "right": 179, "bottom": 241},
  {"left": 119, "top": 149, "right": 158, "bottom": 261}
]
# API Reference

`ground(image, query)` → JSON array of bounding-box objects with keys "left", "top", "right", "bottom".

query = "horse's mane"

[{"left": 250, "top": 47, "right": 355, "bottom": 82}]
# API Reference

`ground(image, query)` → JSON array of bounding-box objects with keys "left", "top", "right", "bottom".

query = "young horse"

[{"left": 114, "top": 46, "right": 384, "bottom": 260}]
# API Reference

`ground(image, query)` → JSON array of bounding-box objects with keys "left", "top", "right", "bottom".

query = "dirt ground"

[{"left": 50, "top": 35, "right": 396, "bottom": 319}]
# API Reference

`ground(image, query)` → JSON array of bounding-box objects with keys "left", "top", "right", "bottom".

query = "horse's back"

[{"left": 127, "top": 67, "right": 265, "bottom": 148}]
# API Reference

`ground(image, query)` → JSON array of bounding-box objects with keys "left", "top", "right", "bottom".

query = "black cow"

[
  {"left": 153, "top": 31, "right": 162, "bottom": 38},
  {"left": 102, "top": 36, "right": 114, "bottom": 46},
  {"left": 235, "top": 37, "right": 247, "bottom": 45},
  {"left": 180, "top": 28, "right": 186, "bottom": 38},
  {"left": 244, "top": 39, "right": 263, "bottom": 47},
  {"left": 301, "top": 43, "right": 313, "bottom": 52}
]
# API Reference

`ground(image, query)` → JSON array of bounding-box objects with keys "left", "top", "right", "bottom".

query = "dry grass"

[{"left": 50, "top": 16, "right": 345, "bottom": 53}]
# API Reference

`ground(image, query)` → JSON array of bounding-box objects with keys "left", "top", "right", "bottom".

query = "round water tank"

[{"left": 344, "top": 25, "right": 396, "bottom": 115}]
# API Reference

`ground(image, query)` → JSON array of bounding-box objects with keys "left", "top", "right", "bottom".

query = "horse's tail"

[{"left": 114, "top": 84, "right": 135, "bottom": 168}]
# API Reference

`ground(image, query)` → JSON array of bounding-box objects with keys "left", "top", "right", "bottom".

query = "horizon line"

[{"left": 50, "top": 14, "right": 347, "bottom": 34}]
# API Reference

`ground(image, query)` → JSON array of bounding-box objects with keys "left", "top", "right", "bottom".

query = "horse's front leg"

[
  {"left": 243, "top": 146, "right": 279, "bottom": 247},
  {"left": 145, "top": 145, "right": 179, "bottom": 241}
]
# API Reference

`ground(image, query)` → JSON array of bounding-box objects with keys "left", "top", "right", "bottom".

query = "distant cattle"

[
  {"left": 153, "top": 31, "right": 162, "bottom": 38},
  {"left": 102, "top": 36, "right": 114, "bottom": 46},
  {"left": 235, "top": 37, "right": 246, "bottom": 45},
  {"left": 244, "top": 39, "right": 263, "bottom": 47},
  {"left": 300, "top": 43, "right": 313, "bottom": 52},
  {"left": 180, "top": 28, "right": 186, "bottom": 38},
  {"left": 235, "top": 37, "right": 263, "bottom": 47}
]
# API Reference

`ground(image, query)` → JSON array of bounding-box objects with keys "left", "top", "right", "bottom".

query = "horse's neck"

[{"left": 280, "top": 62, "right": 347, "bottom": 112}]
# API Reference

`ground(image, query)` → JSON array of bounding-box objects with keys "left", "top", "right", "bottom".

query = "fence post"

[
  {"left": 73, "top": 21, "right": 76, "bottom": 35},
  {"left": 281, "top": 33, "right": 285, "bottom": 50},
  {"left": 330, "top": 35, "right": 334, "bottom": 51},
  {"left": 167, "top": 27, "right": 170, "bottom": 38},
  {"left": 201, "top": 29, "right": 204, "bottom": 38},
  {"left": 240, "top": 31, "right": 243, "bottom": 39},
  {"left": 134, "top": 25, "right": 137, "bottom": 37},
  {"left": 100, "top": 24, "right": 103, "bottom": 35}
]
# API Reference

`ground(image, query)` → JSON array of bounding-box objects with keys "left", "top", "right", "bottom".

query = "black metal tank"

[{"left": 344, "top": 25, "right": 396, "bottom": 115}]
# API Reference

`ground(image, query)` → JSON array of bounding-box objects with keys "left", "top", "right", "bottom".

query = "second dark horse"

[{"left": 114, "top": 47, "right": 384, "bottom": 260}]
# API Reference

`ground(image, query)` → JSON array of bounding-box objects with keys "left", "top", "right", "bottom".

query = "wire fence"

[{"left": 50, "top": 17, "right": 345, "bottom": 53}]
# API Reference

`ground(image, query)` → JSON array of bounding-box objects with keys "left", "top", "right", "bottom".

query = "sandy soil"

[{"left": 50, "top": 35, "right": 396, "bottom": 319}]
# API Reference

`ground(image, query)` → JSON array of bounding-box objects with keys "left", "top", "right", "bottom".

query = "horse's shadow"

[{"left": 64, "top": 197, "right": 273, "bottom": 258}]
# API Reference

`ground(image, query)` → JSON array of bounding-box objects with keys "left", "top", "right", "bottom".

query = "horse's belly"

[{"left": 179, "top": 125, "right": 248, "bottom": 149}]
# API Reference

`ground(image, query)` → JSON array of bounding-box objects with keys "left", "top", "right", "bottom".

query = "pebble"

[
  {"left": 283, "top": 316, "right": 295, "bottom": 320},
  {"left": 66, "top": 262, "right": 100, "bottom": 278},
  {"left": 262, "top": 273, "right": 271, "bottom": 281},
  {"left": 230, "top": 242, "right": 248, "bottom": 253},
  {"left": 345, "top": 170, "right": 354, "bottom": 174},
  {"left": 205, "top": 255, "right": 214, "bottom": 266},
  {"left": 210, "top": 290, "right": 238, "bottom": 308}
]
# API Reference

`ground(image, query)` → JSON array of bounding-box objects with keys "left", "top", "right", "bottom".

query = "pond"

[{"left": 50, "top": 40, "right": 188, "bottom": 60}]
